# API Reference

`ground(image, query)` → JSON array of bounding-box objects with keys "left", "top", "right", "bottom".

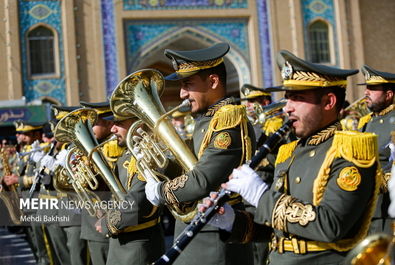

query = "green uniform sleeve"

[
  {"left": 161, "top": 127, "right": 246, "bottom": 203},
  {"left": 254, "top": 158, "right": 377, "bottom": 242}
]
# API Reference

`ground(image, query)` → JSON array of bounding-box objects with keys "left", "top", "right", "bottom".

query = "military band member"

[
  {"left": 4, "top": 121, "right": 54, "bottom": 265},
  {"left": 357, "top": 65, "right": 395, "bottom": 235},
  {"left": 145, "top": 43, "right": 255, "bottom": 265},
  {"left": 201, "top": 50, "right": 381, "bottom": 265},
  {"left": 79, "top": 101, "right": 121, "bottom": 265},
  {"left": 41, "top": 105, "right": 89, "bottom": 265},
  {"left": 95, "top": 105, "right": 165, "bottom": 265}
]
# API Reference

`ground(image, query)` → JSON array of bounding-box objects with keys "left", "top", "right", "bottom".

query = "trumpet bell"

[
  {"left": 110, "top": 69, "right": 165, "bottom": 121},
  {"left": 344, "top": 233, "right": 393, "bottom": 265},
  {"left": 54, "top": 108, "right": 126, "bottom": 202}
]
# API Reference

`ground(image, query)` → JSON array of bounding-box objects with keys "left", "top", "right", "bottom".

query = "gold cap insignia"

[
  {"left": 214, "top": 131, "right": 231, "bottom": 149},
  {"left": 336, "top": 166, "right": 361, "bottom": 191}
]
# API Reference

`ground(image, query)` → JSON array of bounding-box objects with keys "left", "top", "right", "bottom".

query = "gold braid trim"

[
  {"left": 103, "top": 140, "right": 125, "bottom": 158},
  {"left": 178, "top": 58, "right": 223, "bottom": 73},
  {"left": 262, "top": 116, "right": 283, "bottom": 136},
  {"left": 272, "top": 194, "right": 316, "bottom": 233},
  {"left": 292, "top": 71, "right": 343, "bottom": 83},
  {"left": 312, "top": 131, "right": 380, "bottom": 251},
  {"left": 272, "top": 194, "right": 293, "bottom": 233},
  {"left": 332, "top": 131, "right": 377, "bottom": 167},
  {"left": 357, "top": 113, "right": 372, "bottom": 129},
  {"left": 275, "top": 140, "right": 298, "bottom": 166},
  {"left": 198, "top": 105, "right": 252, "bottom": 165},
  {"left": 377, "top": 104, "right": 394, "bottom": 116},
  {"left": 308, "top": 122, "right": 341, "bottom": 146},
  {"left": 106, "top": 210, "right": 122, "bottom": 236},
  {"left": 162, "top": 174, "right": 188, "bottom": 205}
]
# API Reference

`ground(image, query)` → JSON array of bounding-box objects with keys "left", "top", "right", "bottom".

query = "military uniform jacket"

[
  {"left": 358, "top": 104, "right": 395, "bottom": 233},
  {"left": 102, "top": 150, "right": 160, "bottom": 237},
  {"left": 229, "top": 123, "right": 379, "bottom": 265},
  {"left": 359, "top": 104, "right": 395, "bottom": 172},
  {"left": 159, "top": 98, "right": 256, "bottom": 225}
]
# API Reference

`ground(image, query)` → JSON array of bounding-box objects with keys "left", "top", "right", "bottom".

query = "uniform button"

[
  {"left": 379, "top": 119, "right": 384, "bottom": 124},
  {"left": 295, "top": 177, "right": 301, "bottom": 184},
  {"left": 309, "top": 150, "right": 315, "bottom": 157},
  {"left": 201, "top": 129, "right": 205, "bottom": 133}
]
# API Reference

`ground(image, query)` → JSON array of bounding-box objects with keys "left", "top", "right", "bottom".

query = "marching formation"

[{"left": 0, "top": 43, "right": 394, "bottom": 265}]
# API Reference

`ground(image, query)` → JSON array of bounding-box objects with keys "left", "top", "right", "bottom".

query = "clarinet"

[{"left": 153, "top": 120, "right": 293, "bottom": 265}]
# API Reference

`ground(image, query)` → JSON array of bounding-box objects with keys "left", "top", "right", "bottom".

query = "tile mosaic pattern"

[
  {"left": 301, "top": 0, "right": 339, "bottom": 65},
  {"left": 123, "top": 0, "right": 247, "bottom": 10},
  {"left": 124, "top": 20, "right": 249, "bottom": 71},
  {"left": 19, "top": 0, "right": 66, "bottom": 104},
  {"left": 101, "top": 0, "right": 119, "bottom": 97},
  {"left": 256, "top": 0, "right": 272, "bottom": 87}
]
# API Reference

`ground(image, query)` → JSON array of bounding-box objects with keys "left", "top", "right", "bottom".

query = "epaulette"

[
  {"left": 357, "top": 113, "right": 372, "bottom": 129},
  {"left": 311, "top": 130, "right": 380, "bottom": 252},
  {"left": 198, "top": 104, "right": 252, "bottom": 162},
  {"left": 275, "top": 140, "right": 298, "bottom": 165},
  {"left": 61, "top": 143, "right": 69, "bottom": 150},
  {"left": 262, "top": 116, "right": 283, "bottom": 136},
  {"left": 39, "top": 142, "right": 51, "bottom": 153},
  {"left": 102, "top": 140, "right": 125, "bottom": 159},
  {"left": 332, "top": 131, "right": 377, "bottom": 167}
]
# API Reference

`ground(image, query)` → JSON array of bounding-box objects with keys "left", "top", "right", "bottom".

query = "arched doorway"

[{"left": 127, "top": 26, "right": 251, "bottom": 109}]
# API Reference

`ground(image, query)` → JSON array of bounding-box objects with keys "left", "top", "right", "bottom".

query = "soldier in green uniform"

[
  {"left": 201, "top": 50, "right": 381, "bottom": 265},
  {"left": 95, "top": 100, "right": 165, "bottom": 265},
  {"left": 357, "top": 65, "right": 395, "bottom": 235},
  {"left": 4, "top": 121, "right": 54, "bottom": 265},
  {"left": 144, "top": 43, "right": 255, "bottom": 265},
  {"left": 43, "top": 105, "right": 89, "bottom": 265},
  {"left": 79, "top": 101, "right": 121, "bottom": 265}
]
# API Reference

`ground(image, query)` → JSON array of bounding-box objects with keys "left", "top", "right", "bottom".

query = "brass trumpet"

[
  {"left": 249, "top": 98, "right": 287, "bottom": 125},
  {"left": 110, "top": 69, "right": 198, "bottom": 222}
]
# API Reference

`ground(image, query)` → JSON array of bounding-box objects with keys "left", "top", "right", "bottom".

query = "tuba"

[
  {"left": 54, "top": 108, "right": 127, "bottom": 207},
  {"left": 0, "top": 146, "right": 22, "bottom": 225},
  {"left": 110, "top": 69, "right": 198, "bottom": 222}
]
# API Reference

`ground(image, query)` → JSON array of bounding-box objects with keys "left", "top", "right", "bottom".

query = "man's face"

[
  {"left": 16, "top": 133, "right": 24, "bottom": 144},
  {"left": 93, "top": 117, "right": 114, "bottom": 141},
  {"left": 179, "top": 74, "right": 212, "bottom": 113},
  {"left": 22, "top": 131, "right": 40, "bottom": 145},
  {"left": 110, "top": 118, "right": 134, "bottom": 147},
  {"left": 364, "top": 85, "right": 393, "bottom": 112},
  {"left": 284, "top": 90, "right": 326, "bottom": 139}
]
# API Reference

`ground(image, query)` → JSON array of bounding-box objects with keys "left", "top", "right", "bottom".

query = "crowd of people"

[{"left": 0, "top": 42, "right": 394, "bottom": 265}]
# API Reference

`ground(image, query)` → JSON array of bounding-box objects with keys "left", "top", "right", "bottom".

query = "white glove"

[
  {"left": 206, "top": 202, "right": 235, "bottom": 232},
  {"left": 41, "top": 155, "right": 56, "bottom": 171},
  {"left": 31, "top": 140, "right": 41, "bottom": 150},
  {"left": 30, "top": 150, "right": 45, "bottom": 163},
  {"left": 144, "top": 169, "right": 161, "bottom": 206},
  {"left": 226, "top": 164, "right": 269, "bottom": 207},
  {"left": 388, "top": 167, "right": 395, "bottom": 217},
  {"left": 54, "top": 149, "right": 68, "bottom": 168}
]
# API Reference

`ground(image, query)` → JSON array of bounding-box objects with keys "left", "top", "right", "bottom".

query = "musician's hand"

[
  {"left": 41, "top": 155, "right": 56, "bottom": 171},
  {"left": 30, "top": 150, "right": 45, "bottom": 163},
  {"left": 198, "top": 192, "right": 235, "bottom": 232},
  {"left": 222, "top": 164, "right": 268, "bottom": 208},
  {"left": 144, "top": 169, "right": 161, "bottom": 206},
  {"left": 95, "top": 218, "right": 103, "bottom": 233},
  {"left": 54, "top": 149, "right": 68, "bottom": 168},
  {"left": 4, "top": 174, "right": 18, "bottom": 186}
]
